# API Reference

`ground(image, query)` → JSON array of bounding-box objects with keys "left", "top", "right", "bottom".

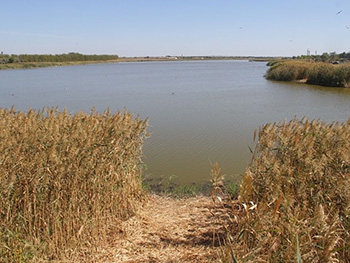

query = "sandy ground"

[{"left": 63, "top": 194, "right": 231, "bottom": 263}]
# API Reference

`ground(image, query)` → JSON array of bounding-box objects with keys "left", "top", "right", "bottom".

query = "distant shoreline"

[
  {"left": 0, "top": 56, "right": 278, "bottom": 70},
  {"left": 116, "top": 56, "right": 278, "bottom": 62}
]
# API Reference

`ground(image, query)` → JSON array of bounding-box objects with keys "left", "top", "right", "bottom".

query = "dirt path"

[{"left": 111, "top": 195, "right": 228, "bottom": 263}]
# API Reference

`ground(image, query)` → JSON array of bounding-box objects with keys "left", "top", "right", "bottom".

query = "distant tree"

[
  {"left": 8, "top": 55, "right": 20, "bottom": 63},
  {"left": 329, "top": 52, "right": 338, "bottom": 62},
  {"left": 320, "top": 52, "right": 330, "bottom": 62},
  {"left": 1, "top": 53, "right": 118, "bottom": 64}
]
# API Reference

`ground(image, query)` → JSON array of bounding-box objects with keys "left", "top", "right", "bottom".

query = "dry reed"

[
  {"left": 265, "top": 60, "right": 350, "bottom": 87},
  {"left": 217, "top": 118, "right": 350, "bottom": 262},
  {"left": 0, "top": 107, "right": 149, "bottom": 262},
  {"left": 265, "top": 60, "right": 310, "bottom": 82}
]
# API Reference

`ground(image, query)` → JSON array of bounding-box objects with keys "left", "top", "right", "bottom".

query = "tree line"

[
  {"left": 295, "top": 51, "right": 350, "bottom": 63},
  {"left": 0, "top": 52, "right": 118, "bottom": 64}
]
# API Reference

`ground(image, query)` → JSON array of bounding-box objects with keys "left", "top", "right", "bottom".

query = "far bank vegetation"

[
  {"left": 0, "top": 53, "right": 118, "bottom": 63},
  {"left": 0, "top": 53, "right": 119, "bottom": 69},
  {"left": 265, "top": 52, "right": 350, "bottom": 88}
]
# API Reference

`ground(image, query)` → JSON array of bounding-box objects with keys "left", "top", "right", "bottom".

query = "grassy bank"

[
  {"left": 0, "top": 53, "right": 120, "bottom": 70},
  {"left": 215, "top": 118, "right": 350, "bottom": 262},
  {"left": 0, "top": 107, "right": 149, "bottom": 262},
  {"left": 265, "top": 60, "right": 350, "bottom": 87},
  {"left": 0, "top": 60, "right": 122, "bottom": 70}
]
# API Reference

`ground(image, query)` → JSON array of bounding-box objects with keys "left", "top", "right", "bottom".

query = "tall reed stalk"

[
  {"left": 219, "top": 118, "right": 350, "bottom": 262},
  {"left": 0, "top": 107, "right": 149, "bottom": 261},
  {"left": 265, "top": 60, "right": 350, "bottom": 87}
]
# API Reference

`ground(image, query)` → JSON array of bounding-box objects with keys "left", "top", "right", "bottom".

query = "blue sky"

[{"left": 1, "top": 0, "right": 349, "bottom": 57}]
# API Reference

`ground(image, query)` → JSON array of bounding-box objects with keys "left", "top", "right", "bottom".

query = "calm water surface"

[{"left": 1, "top": 60, "right": 349, "bottom": 185}]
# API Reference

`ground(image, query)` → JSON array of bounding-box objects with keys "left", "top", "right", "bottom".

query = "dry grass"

[
  {"left": 265, "top": 60, "right": 310, "bottom": 82},
  {"left": 216, "top": 118, "right": 350, "bottom": 262},
  {"left": 265, "top": 60, "right": 350, "bottom": 87},
  {"left": 30, "top": 194, "right": 229, "bottom": 263},
  {"left": 2, "top": 106, "right": 349, "bottom": 262},
  {"left": 112, "top": 194, "right": 226, "bottom": 263},
  {"left": 0, "top": 107, "right": 149, "bottom": 262},
  {"left": 307, "top": 63, "right": 350, "bottom": 87}
]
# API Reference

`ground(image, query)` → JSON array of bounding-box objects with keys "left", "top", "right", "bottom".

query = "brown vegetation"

[
  {"left": 265, "top": 60, "right": 350, "bottom": 87},
  {"left": 0, "top": 107, "right": 149, "bottom": 262},
  {"left": 216, "top": 118, "right": 350, "bottom": 262},
  {"left": 1, "top": 106, "right": 349, "bottom": 262},
  {"left": 112, "top": 194, "right": 227, "bottom": 263}
]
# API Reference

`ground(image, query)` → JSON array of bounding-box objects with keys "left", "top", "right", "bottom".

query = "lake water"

[{"left": 1, "top": 60, "right": 350, "bottom": 186}]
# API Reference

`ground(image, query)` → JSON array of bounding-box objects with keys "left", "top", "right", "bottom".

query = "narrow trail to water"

[
  {"left": 114, "top": 195, "right": 227, "bottom": 262},
  {"left": 64, "top": 195, "right": 232, "bottom": 262}
]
